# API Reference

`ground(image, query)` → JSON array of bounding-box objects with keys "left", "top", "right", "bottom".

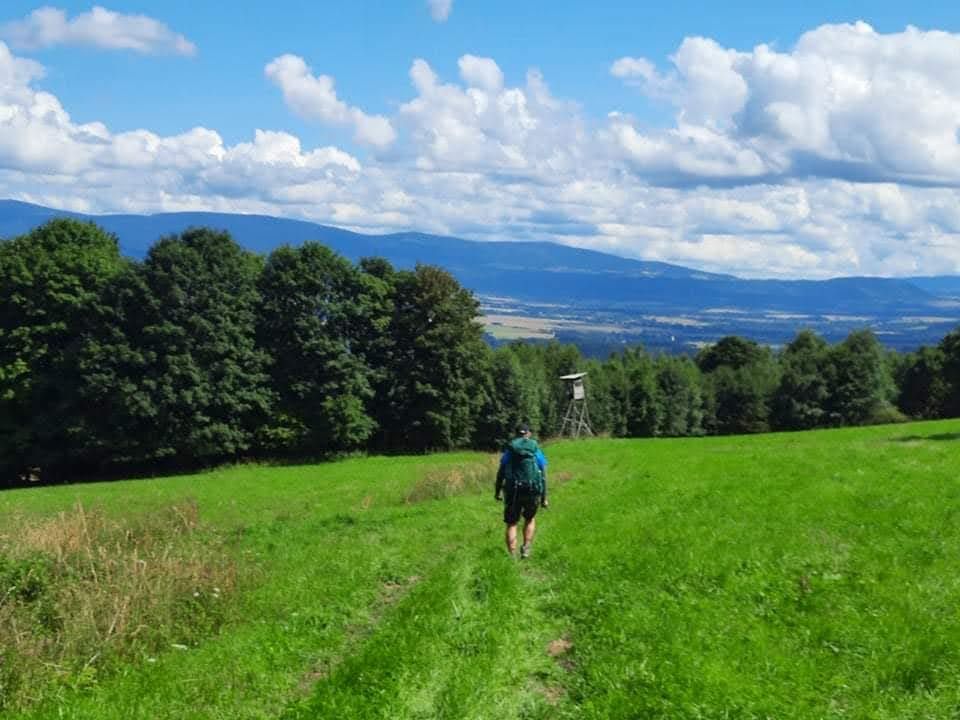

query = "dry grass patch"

[
  {"left": 405, "top": 461, "right": 568, "bottom": 505},
  {"left": 547, "top": 636, "right": 573, "bottom": 657},
  {"left": 0, "top": 501, "right": 237, "bottom": 712},
  {"left": 404, "top": 458, "right": 499, "bottom": 503}
]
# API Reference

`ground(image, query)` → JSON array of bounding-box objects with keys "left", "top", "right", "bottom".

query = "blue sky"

[{"left": 2, "top": 2, "right": 960, "bottom": 278}]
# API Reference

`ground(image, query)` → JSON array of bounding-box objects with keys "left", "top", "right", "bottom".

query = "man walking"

[{"left": 495, "top": 424, "right": 548, "bottom": 559}]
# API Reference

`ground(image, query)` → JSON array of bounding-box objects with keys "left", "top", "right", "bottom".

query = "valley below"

[{"left": 481, "top": 295, "right": 960, "bottom": 356}]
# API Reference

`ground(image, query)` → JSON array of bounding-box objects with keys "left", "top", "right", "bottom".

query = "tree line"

[{"left": 2, "top": 219, "right": 959, "bottom": 485}]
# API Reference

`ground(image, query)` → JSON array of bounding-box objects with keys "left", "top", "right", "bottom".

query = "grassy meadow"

[{"left": 2, "top": 420, "right": 960, "bottom": 718}]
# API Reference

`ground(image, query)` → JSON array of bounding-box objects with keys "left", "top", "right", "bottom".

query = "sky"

[{"left": 2, "top": 2, "right": 960, "bottom": 279}]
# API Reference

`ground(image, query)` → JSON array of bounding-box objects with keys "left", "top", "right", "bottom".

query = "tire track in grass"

[
  {"left": 294, "top": 558, "right": 437, "bottom": 693},
  {"left": 283, "top": 538, "right": 571, "bottom": 719}
]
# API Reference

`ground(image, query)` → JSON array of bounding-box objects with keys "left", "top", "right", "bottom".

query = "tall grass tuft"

[
  {"left": 404, "top": 458, "right": 499, "bottom": 503},
  {"left": 0, "top": 501, "right": 237, "bottom": 712}
]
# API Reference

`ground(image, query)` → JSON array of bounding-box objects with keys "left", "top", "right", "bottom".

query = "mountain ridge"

[
  {"left": 0, "top": 199, "right": 730, "bottom": 282},
  {"left": 2, "top": 200, "right": 959, "bottom": 347}
]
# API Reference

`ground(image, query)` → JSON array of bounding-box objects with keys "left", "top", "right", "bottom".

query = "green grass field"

[{"left": 3, "top": 420, "right": 960, "bottom": 719}]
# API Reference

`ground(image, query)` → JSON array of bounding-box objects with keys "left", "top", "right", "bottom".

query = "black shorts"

[{"left": 504, "top": 491, "right": 541, "bottom": 525}]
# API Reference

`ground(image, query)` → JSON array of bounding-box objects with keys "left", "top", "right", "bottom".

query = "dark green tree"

[
  {"left": 582, "top": 358, "right": 615, "bottom": 435},
  {"left": 939, "top": 328, "right": 960, "bottom": 418},
  {"left": 473, "top": 347, "right": 528, "bottom": 448},
  {"left": 654, "top": 355, "right": 705, "bottom": 436},
  {"left": 705, "top": 366, "right": 776, "bottom": 435},
  {"left": 698, "top": 336, "right": 777, "bottom": 435},
  {"left": 352, "top": 257, "right": 399, "bottom": 451},
  {"left": 696, "top": 335, "right": 767, "bottom": 373},
  {"left": 257, "top": 243, "right": 377, "bottom": 454},
  {"left": 602, "top": 354, "right": 633, "bottom": 438},
  {"left": 0, "top": 219, "right": 124, "bottom": 482},
  {"left": 539, "top": 342, "right": 582, "bottom": 436},
  {"left": 826, "top": 329, "right": 895, "bottom": 425},
  {"left": 383, "top": 265, "right": 488, "bottom": 451},
  {"left": 71, "top": 263, "right": 152, "bottom": 469},
  {"left": 624, "top": 348, "right": 659, "bottom": 437},
  {"left": 895, "top": 345, "right": 948, "bottom": 419},
  {"left": 771, "top": 330, "right": 832, "bottom": 430},
  {"left": 81, "top": 228, "right": 271, "bottom": 468},
  {"left": 499, "top": 343, "right": 547, "bottom": 435}
]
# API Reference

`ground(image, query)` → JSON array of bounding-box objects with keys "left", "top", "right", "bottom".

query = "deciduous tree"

[
  {"left": 384, "top": 265, "right": 488, "bottom": 451},
  {"left": 827, "top": 329, "right": 895, "bottom": 425},
  {"left": 0, "top": 219, "right": 124, "bottom": 481},
  {"left": 82, "top": 229, "right": 271, "bottom": 468},
  {"left": 257, "top": 243, "right": 377, "bottom": 454}
]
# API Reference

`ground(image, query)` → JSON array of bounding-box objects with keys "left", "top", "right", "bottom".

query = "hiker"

[{"left": 495, "top": 424, "right": 548, "bottom": 559}]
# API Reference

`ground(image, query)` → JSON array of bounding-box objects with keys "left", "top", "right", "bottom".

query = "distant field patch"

[
  {"left": 483, "top": 313, "right": 641, "bottom": 339},
  {"left": 483, "top": 314, "right": 555, "bottom": 339}
]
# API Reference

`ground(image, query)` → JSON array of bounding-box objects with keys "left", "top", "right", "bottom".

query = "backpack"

[{"left": 505, "top": 437, "right": 543, "bottom": 495}]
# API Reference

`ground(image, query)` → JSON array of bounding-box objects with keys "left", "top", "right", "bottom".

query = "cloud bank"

[
  {"left": 0, "top": 6, "right": 196, "bottom": 56},
  {"left": 3, "top": 23, "right": 960, "bottom": 279}
]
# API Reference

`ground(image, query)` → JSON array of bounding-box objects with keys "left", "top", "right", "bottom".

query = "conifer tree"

[
  {"left": 473, "top": 347, "right": 526, "bottom": 448},
  {"left": 894, "top": 345, "right": 947, "bottom": 419},
  {"left": 939, "top": 328, "right": 960, "bottom": 418},
  {"left": 623, "top": 348, "right": 659, "bottom": 437},
  {"left": 539, "top": 342, "right": 582, "bottom": 436},
  {"left": 771, "top": 330, "right": 832, "bottom": 430},
  {"left": 655, "top": 355, "right": 704, "bottom": 436}
]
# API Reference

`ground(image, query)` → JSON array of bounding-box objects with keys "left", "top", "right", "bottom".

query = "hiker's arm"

[
  {"left": 495, "top": 451, "right": 507, "bottom": 499},
  {"left": 536, "top": 450, "right": 549, "bottom": 506}
]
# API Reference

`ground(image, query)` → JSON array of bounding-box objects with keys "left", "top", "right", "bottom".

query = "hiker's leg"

[
  {"left": 505, "top": 523, "right": 518, "bottom": 554},
  {"left": 523, "top": 516, "right": 536, "bottom": 547}
]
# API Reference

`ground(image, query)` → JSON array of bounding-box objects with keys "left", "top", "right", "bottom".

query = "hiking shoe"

[{"left": 520, "top": 543, "right": 531, "bottom": 559}]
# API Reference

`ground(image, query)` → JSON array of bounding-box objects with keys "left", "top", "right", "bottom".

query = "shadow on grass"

[{"left": 892, "top": 433, "right": 960, "bottom": 443}]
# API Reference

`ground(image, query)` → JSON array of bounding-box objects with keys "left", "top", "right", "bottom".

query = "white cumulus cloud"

[
  {"left": 0, "top": 40, "right": 45, "bottom": 86},
  {"left": 458, "top": 55, "right": 504, "bottom": 93},
  {"left": 0, "top": 6, "right": 196, "bottom": 56},
  {"left": 398, "top": 56, "right": 584, "bottom": 177},
  {"left": 265, "top": 54, "right": 396, "bottom": 149},
  {"left": 610, "top": 22, "right": 960, "bottom": 186},
  {"left": 0, "top": 42, "right": 360, "bottom": 213}
]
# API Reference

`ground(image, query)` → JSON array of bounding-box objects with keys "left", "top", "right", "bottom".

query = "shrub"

[{"left": 867, "top": 402, "right": 909, "bottom": 425}]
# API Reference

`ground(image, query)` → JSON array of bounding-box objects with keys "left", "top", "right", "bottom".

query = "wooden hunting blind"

[{"left": 559, "top": 372, "right": 593, "bottom": 438}]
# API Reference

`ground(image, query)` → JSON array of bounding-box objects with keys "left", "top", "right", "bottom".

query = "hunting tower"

[{"left": 559, "top": 372, "right": 593, "bottom": 438}]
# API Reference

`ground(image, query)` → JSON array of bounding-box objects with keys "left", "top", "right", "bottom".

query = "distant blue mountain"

[
  {"left": 0, "top": 199, "right": 719, "bottom": 278},
  {"left": 0, "top": 199, "right": 952, "bottom": 316},
  {"left": 905, "top": 276, "right": 960, "bottom": 298}
]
